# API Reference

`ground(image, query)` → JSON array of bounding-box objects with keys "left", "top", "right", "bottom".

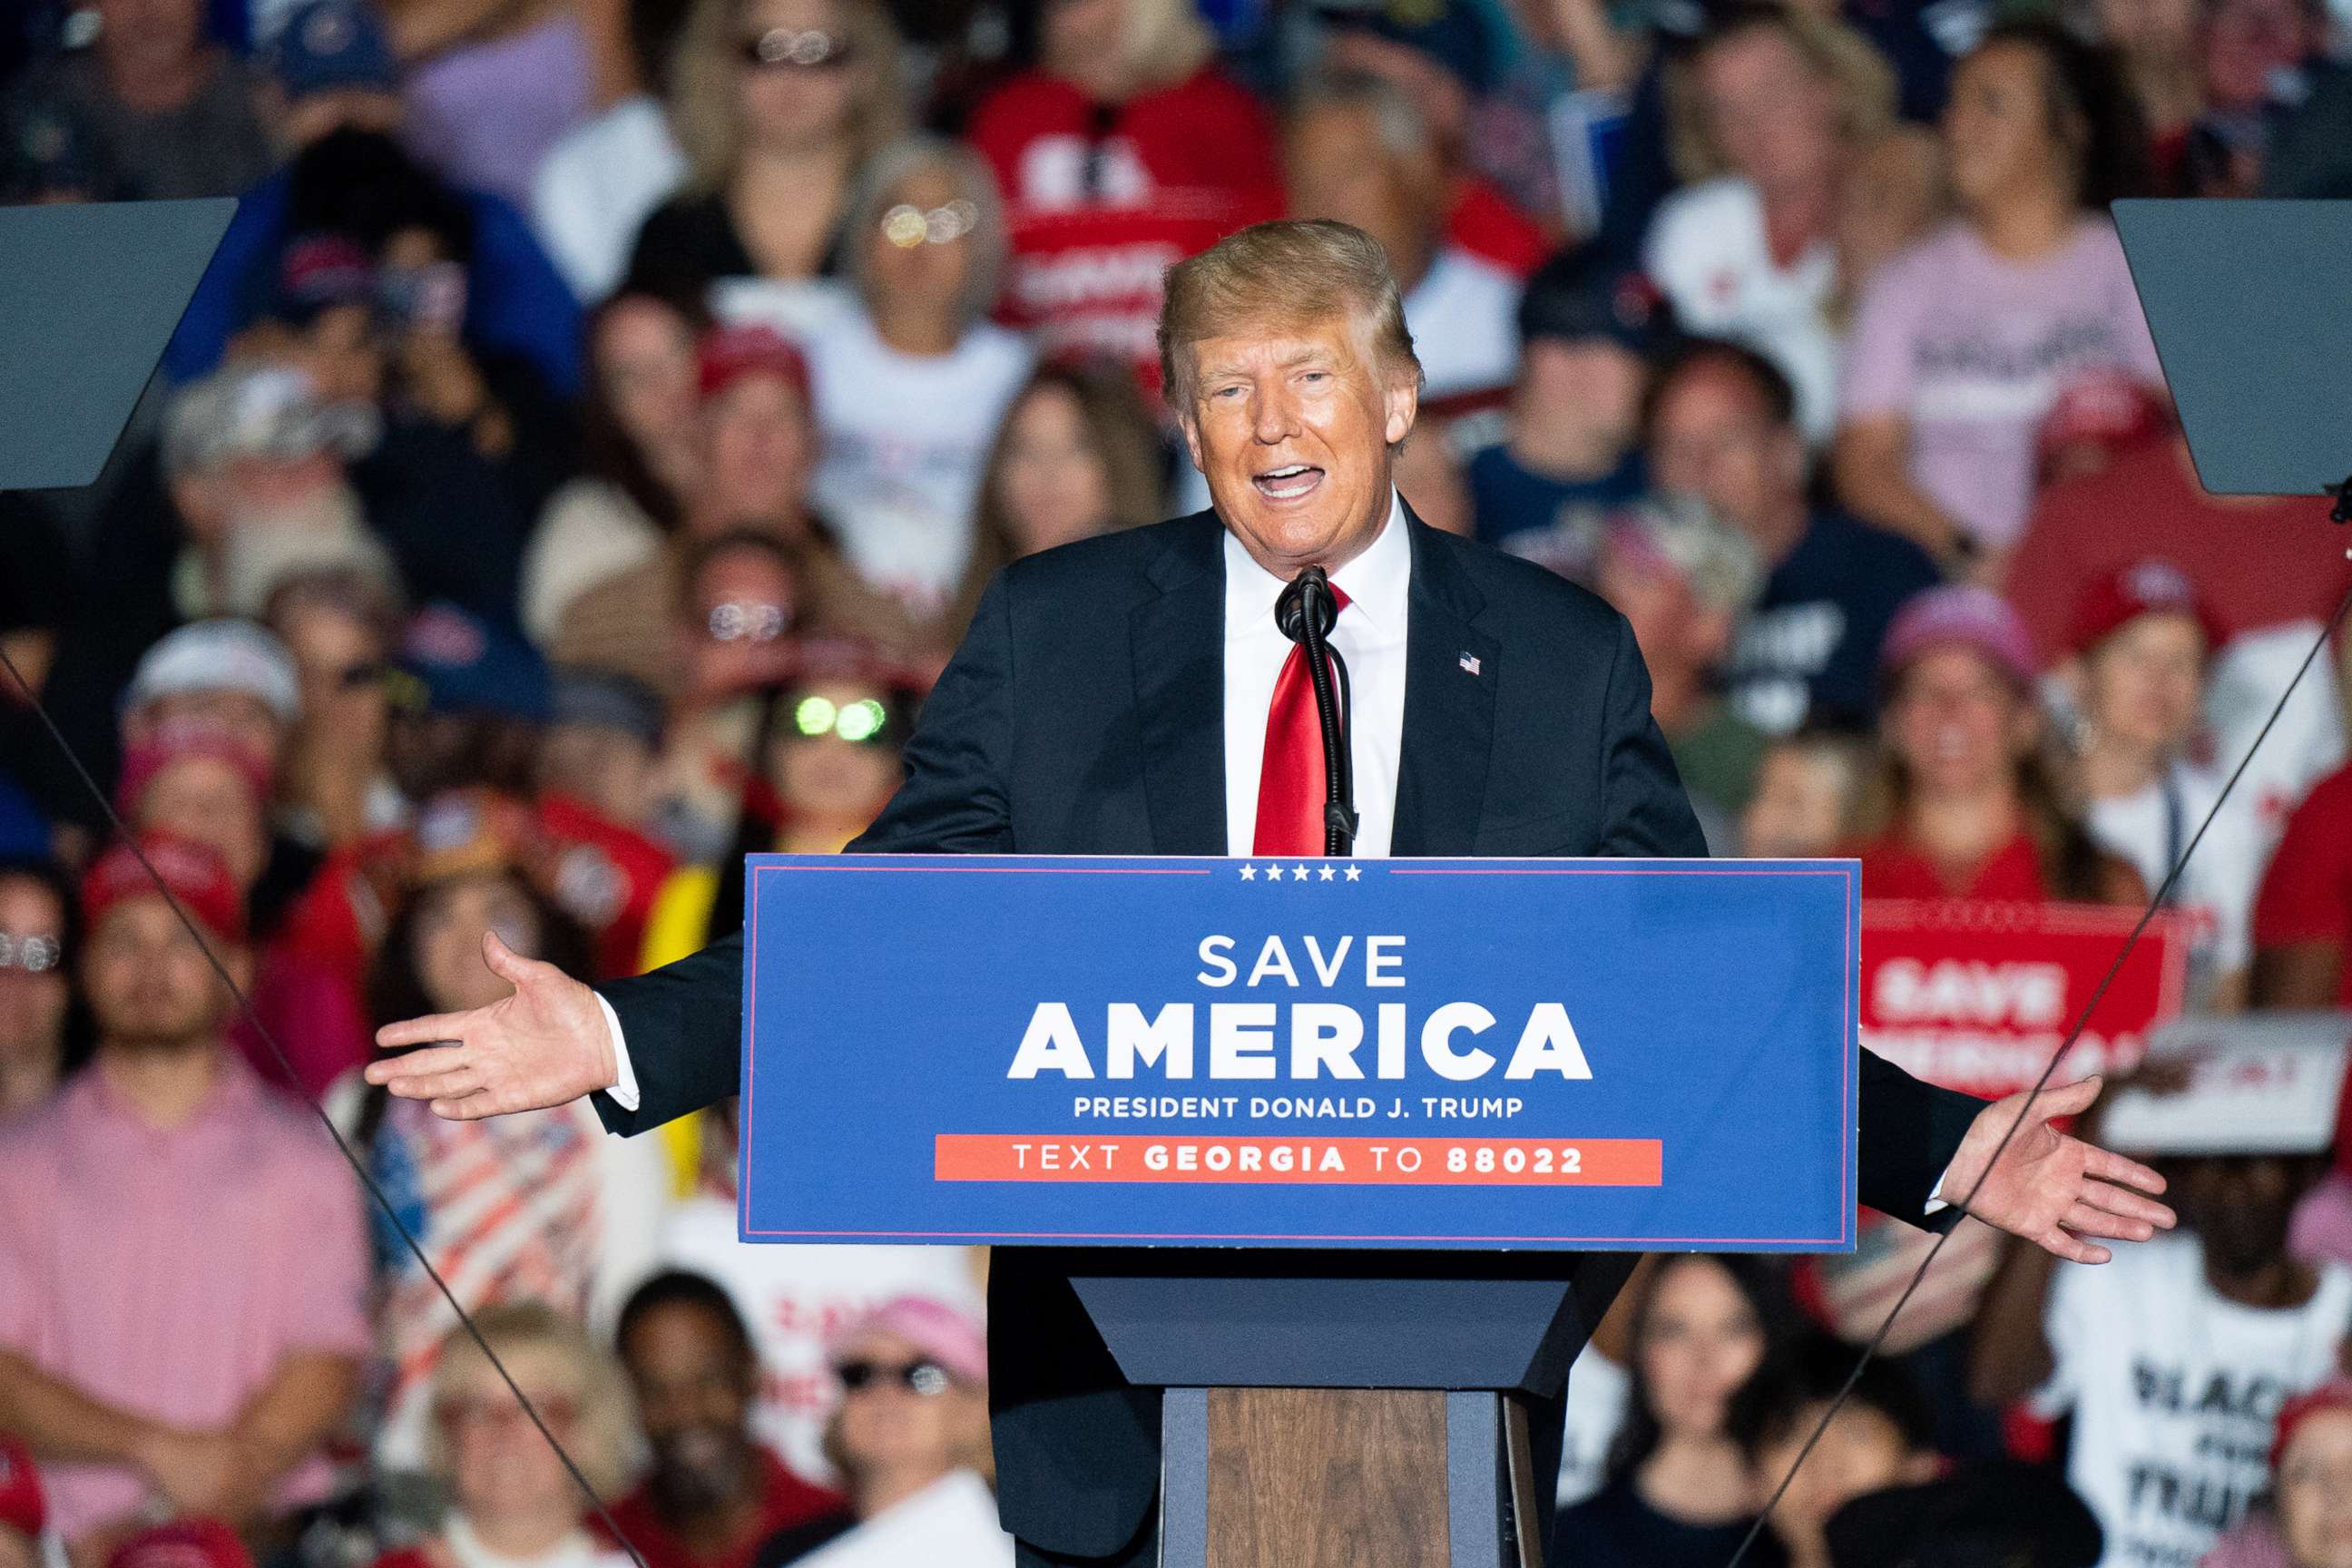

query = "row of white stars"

[{"left": 1239, "top": 863, "right": 1363, "bottom": 882}]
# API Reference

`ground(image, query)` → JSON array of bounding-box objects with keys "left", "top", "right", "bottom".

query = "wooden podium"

[{"left": 1069, "top": 1250, "right": 1640, "bottom": 1567}]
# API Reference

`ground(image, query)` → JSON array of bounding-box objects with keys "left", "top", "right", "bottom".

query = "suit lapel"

[
  {"left": 1392, "top": 510, "right": 1497, "bottom": 857},
  {"left": 1131, "top": 511, "right": 1229, "bottom": 855}
]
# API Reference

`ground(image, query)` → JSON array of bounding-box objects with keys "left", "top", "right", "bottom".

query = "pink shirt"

[
  {"left": 0, "top": 1054, "right": 371, "bottom": 1541},
  {"left": 1840, "top": 218, "right": 2164, "bottom": 551}
]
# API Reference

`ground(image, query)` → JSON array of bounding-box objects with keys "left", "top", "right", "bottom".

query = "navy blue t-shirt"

[
  {"left": 1467, "top": 444, "right": 1647, "bottom": 551},
  {"left": 1726, "top": 509, "right": 1944, "bottom": 733}
]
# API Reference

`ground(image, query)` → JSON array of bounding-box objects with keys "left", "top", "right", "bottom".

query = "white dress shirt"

[{"left": 1221, "top": 490, "right": 1413, "bottom": 858}]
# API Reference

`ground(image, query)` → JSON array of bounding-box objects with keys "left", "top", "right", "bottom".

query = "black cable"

[
  {"left": 0, "top": 639, "right": 652, "bottom": 1568},
  {"left": 1723, "top": 578, "right": 2352, "bottom": 1568}
]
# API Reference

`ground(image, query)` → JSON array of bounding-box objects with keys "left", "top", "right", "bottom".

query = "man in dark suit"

[{"left": 371, "top": 220, "right": 2174, "bottom": 1567}]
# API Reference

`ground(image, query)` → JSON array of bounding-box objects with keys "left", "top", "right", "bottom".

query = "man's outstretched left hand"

[{"left": 1945, "top": 1074, "right": 2176, "bottom": 1263}]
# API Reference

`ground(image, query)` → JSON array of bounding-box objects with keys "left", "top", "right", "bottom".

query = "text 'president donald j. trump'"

[{"left": 370, "top": 220, "right": 2175, "bottom": 1567}]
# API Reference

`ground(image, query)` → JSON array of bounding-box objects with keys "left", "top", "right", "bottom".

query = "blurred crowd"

[{"left": 7, "top": 0, "right": 2352, "bottom": 1563}]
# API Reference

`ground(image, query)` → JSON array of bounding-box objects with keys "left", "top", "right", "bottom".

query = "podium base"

[{"left": 1160, "top": 1388, "right": 1543, "bottom": 1567}]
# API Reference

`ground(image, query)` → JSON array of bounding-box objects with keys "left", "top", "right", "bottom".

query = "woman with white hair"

[
  {"left": 796, "top": 136, "right": 1034, "bottom": 621},
  {"left": 750, "top": 1296, "right": 1007, "bottom": 1568},
  {"left": 370, "top": 1304, "right": 637, "bottom": 1568}
]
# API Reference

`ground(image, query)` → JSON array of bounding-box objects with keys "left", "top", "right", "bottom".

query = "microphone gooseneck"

[{"left": 1276, "top": 567, "right": 1357, "bottom": 856}]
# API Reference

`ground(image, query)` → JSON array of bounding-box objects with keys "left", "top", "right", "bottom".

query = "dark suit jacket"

[{"left": 596, "top": 507, "right": 1983, "bottom": 1563}]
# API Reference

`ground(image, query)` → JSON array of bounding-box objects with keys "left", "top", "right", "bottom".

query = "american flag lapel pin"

[{"left": 1459, "top": 652, "right": 1481, "bottom": 676}]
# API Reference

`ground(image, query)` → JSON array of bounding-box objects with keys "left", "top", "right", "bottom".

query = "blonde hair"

[
  {"left": 1158, "top": 220, "right": 1423, "bottom": 411},
  {"left": 1122, "top": 0, "right": 1216, "bottom": 92},
  {"left": 669, "top": 0, "right": 906, "bottom": 192},
  {"left": 1668, "top": 5, "right": 1897, "bottom": 184},
  {"left": 423, "top": 1302, "right": 637, "bottom": 1502}
]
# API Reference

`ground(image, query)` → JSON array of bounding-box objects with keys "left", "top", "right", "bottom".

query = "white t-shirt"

[
  {"left": 2031, "top": 1235, "right": 2352, "bottom": 1568},
  {"left": 530, "top": 95, "right": 688, "bottom": 304},
  {"left": 1643, "top": 177, "right": 1841, "bottom": 445},
  {"left": 1556, "top": 1344, "right": 1631, "bottom": 1508},
  {"left": 2084, "top": 761, "right": 2268, "bottom": 998},
  {"left": 2206, "top": 621, "right": 2347, "bottom": 842},
  {"left": 657, "top": 1196, "right": 986, "bottom": 1484},
  {"left": 1404, "top": 246, "right": 1523, "bottom": 400},
  {"left": 797, "top": 301, "right": 1035, "bottom": 613}
]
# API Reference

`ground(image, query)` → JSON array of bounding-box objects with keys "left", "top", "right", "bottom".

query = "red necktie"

[{"left": 1252, "top": 585, "right": 1350, "bottom": 857}]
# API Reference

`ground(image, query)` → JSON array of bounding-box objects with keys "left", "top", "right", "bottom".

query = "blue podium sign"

[{"left": 739, "top": 856, "right": 1858, "bottom": 1251}]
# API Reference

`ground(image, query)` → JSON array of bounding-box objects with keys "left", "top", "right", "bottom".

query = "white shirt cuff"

[
  {"left": 596, "top": 994, "right": 640, "bottom": 1112},
  {"left": 1923, "top": 1161, "right": 1953, "bottom": 1217}
]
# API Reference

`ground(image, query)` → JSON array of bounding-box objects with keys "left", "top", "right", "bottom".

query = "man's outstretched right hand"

[{"left": 365, "top": 930, "right": 617, "bottom": 1121}]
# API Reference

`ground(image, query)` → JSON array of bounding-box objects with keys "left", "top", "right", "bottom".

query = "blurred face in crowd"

[
  {"left": 2100, "top": 0, "right": 2200, "bottom": 61},
  {"left": 2278, "top": 1409, "right": 2352, "bottom": 1568},
  {"left": 1042, "top": 0, "right": 1133, "bottom": 100},
  {"left": 96, "top": 0, "right": 206, "bottom": 91},
  {"left": 539, "top": 720, "right": 662, "bottom": 828},
  {"left": 866, "top": 161, "right": 978, "bottom": 321},
  {"left": 735, "top": 0, "right": 865, "bottom": 155},
  {"left": 1649, "top": 361, "right": 1806, "bottom": 541},
  {"left": 1944, "top": 41, "right": 2082, "bottom": 217},
  {"left": 2171, "top": 1154, "right": 2327, "bottom": 1279},
  {"left": 1638, "top": 1258, "right": 1768, "bottom": 1441},
  {"left": 1697, "top": 25, "right": 1844, "bottom": 196},
  {"left": 279, "top": 86, "right": 404, "bottom": 149},
  {"left": 1285, "top": 103, "right": 1444, "bottom": 287},
  {"left": 1521, "top": 337, "right": 1646, "bottom": 460},
  {"left": 1884, "top": 648, "right": 2036, "bottom": 804},
  {"left": 702, "top": 372, "right": 817, "bottom": 531},
  {"left": 82, "top": 897, "right": 238, "bottom": 1052},
  {"left": 1181, "top": 309, "right": 1416, "bottom": 580},
  {"left": 388, "top": 712, "right": 538, "bottom": 802},
  {"left": 171, "top": 446, "right": 344, "bottom": 550},
  {"left": 437, "top": 1348, "right": 590, "bottom": 1528},
  {"left": 830, "top": 1328, "right": 986, "bottom": 1489},
  {"left": 2201, "top": 0, "right": 2316, "bottom": 109},
  {"left": 769, "top": 679, "right": 902, "bottom": 824},
  {"left": 597, "top": 298, "right": 702, "bottom": 468},
  {"left": 133, "top": 755, "right": 271, "bottom": 891},
  {"left": 2078, "top": 612, "right": 2205, "bottom": 760},
  {"left": 411, "top": 872, "right": 546, "bottom": 1014},
  {"left": 1741, "top": 742, "right": 1860, "bottom": 858},
  {"left": 274, "top": 591, "right": 391, "bottom": 783},
  {"left": 1594, "top": 532, "right": 1732, "bottom": 690},
  {"left": 1753, "top": 1400, "right": 1934, "bottom": 1553},
  {"left": 622, "top": 1301, "right": 760, "bottom": 1513},
  {"left": 1321, "top": 27, "right": 1473, "bottom": 150},
  {"left": 686, "top": 544, "right": 799, "bottom": 699},
  {"left": 0, "top": 874, "right": 70, "bottom": 1103},
  {"left": 995, "top": 383, "right": 1116, "bottom": 555}
]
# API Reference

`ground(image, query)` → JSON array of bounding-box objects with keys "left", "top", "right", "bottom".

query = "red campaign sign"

[{"left": 1859, "top": 900, "right": 2189, "bottom": 1099}]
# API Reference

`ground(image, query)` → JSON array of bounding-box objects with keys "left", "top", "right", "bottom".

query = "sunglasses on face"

[
  {"left": 740, "top": 27, "right": 853, "bottom": 68},
  {"left": 880, "top": 200, "right": 979, "bottom": 249},
  {"left": 707, "top": 600, "right": 792, "bottom": 644},
  {"left": 836, "top": 1358, "right": 951, "bottom": 1396},
  {"left": 788, "top": 693, "right": 889, "bottom": 743},
  {"left": 0, "top": 932, "right": 62, "bottom": 974}
]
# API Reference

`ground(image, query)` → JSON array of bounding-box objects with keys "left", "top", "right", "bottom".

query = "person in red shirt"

[
  {"left": 1852, "top": 584, "right": 2142, "bottom": 906},
  {"left": 603, "top": 1273, "right": 845, "bottom": 1568},
  {"left": 2004, "top": 433, "right": 2352, "bottom": 671},
  {"left": 2253, "top": 764, "right": 2352, "bottom": 1009},
  {"left": 964, "top": 0, "right": 1283, "bottom": 395}
]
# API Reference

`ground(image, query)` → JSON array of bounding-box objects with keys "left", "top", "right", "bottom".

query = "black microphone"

[{"left": 1274, "top": 567, "right": 1357, "bottom": 856}]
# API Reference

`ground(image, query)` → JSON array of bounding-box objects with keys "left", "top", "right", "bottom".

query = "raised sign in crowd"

[{"left": 5, "top": 0, "right": 2352, "bottom": 1564}]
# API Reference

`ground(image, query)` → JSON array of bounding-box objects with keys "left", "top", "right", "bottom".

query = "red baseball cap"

[
  {"left": 80, "top": 832, "right": 248, "bottom": 947},
  {"left": 1879, "top": 585, "right": 2038, "bottom": 691},
  {"left": 2273, "top": 1379, "right": 2352, "bottom": 1471},
  {"left": 697, "top": 324, "right": 809, "bottom": 404},
  {"left": 0, "top": 1437, "right": 43, "bottom": 1539},
  {"left": 105, "top": 1520, "right": 252, "bottom": 1568},
  {"left": 2067, "top": 557, "right": 2223, "bottom": 658},
  {"left": 2034, "top": 368, "right": 2172, "bottom": 478}
]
